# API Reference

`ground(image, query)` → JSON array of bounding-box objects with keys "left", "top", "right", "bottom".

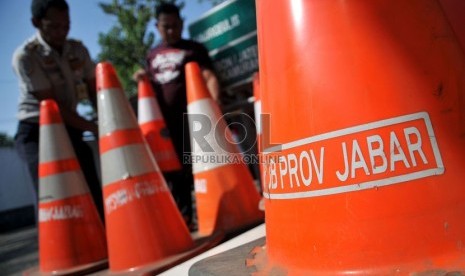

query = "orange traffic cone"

[
  {"left": 96, "top": 62, "right": 196, "bottom": 274},
  {"left": 137, "top": 76, "right": 182, "bottom": 172},
  {"left": 248, "top": 0, "right": 465, "bottom": 274},
  {"left": 185, "top": 62, "right": 264, "bottom": 236},
  {"left": 24, "top": 100, "right": 107, "bottom": 275}
]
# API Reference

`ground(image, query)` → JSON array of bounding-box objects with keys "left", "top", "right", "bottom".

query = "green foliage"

[
  {"left": 0, "top": 132, "right": 14, "bottom": 147},
  {"left": 97, "top": 0, "right": 185, "bottom": 98}
]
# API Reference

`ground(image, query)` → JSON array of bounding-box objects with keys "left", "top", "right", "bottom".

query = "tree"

[
  {"left": 98, "top": 0, "right": 184, "bottom": 98},
  {"left": 0, "top": 132, "right": 14, "bottom": 147}
]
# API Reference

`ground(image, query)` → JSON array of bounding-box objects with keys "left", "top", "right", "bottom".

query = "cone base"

[
  {"left": 251, "top": 246, "right": 465, "bottom": 275},
  {"left": 190, "top": 238, "right": 465, "bottom": 276},
  {"left": 195, "top": 163, "right": 264, "bottom": 237},
  {"left": 190, "top": 237, "right": 266, "bottom": 276},
  {"left": 91, "top": 232, "right": 224, "bottom": 275},
  {"left": 23, "top": 259, "right": 108, "bottom": 276}
]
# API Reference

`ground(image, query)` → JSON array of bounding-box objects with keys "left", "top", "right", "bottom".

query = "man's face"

[
  {"left": 156, "top": 13, "right": 183, "bottom": 45},
  {"left": 33, "top": 7, "right": 70, "bottom": 51}
]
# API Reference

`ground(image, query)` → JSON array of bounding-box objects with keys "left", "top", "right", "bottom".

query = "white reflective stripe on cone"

[
  {"left": 101, "top": 143, "right": 158, "bottom": 186},
  {"left": 188, "top": 98, "right": 240, "bottom": 174},
  {"left": 138, "top": 97, "right": 163, "bottom": 124},
  {"left": 142, "top": 136, "right": 162, "bottom": 172},
  {"left": 39, "top": 171, "right": 90, "bottom": 203},
  {"left": 39, "top": 124, "right": 76, "bottom": 163},
  {"left": 254, "top": 100, "right": 262, "bottom": 135},
  {"left": 98, "top": 88, "right": 138, "bottom": 136}
]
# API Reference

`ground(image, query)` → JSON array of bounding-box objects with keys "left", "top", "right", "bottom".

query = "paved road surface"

[{"left": 0, "top": 227, "right": 38, "bottom": 276}]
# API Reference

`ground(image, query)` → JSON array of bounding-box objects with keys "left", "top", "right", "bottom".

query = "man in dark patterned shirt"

[{"left": 134, "top": 3, "right": 219, "bottom": 229}]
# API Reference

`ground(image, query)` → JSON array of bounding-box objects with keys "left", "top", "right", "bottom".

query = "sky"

[{"left": 0, "top": 0, "right": 213, "bottom": 137}]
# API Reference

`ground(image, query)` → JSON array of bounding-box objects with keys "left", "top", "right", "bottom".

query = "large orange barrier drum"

[
  {"left": 439, "top": 0, "right": 465, "bottom": 52},
  {"left": 255, "top": 0, "right": 465, "bottom": 274}
]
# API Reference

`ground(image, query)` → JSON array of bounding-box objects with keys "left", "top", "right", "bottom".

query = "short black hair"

[
  {"left": 31, "top": 0, "right": 69, "bottom": 20},
  {"left": 155, "top": 3, "right": 180, "bottom": 20}
]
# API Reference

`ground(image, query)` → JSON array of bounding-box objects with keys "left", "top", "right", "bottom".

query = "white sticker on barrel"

[{"left": 262, "top": 112, "right": 444, "bottom": 199}]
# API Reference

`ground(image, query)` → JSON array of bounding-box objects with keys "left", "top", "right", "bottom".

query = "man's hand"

[
  {"left": 202, "top": 69, "right": 220, "bottom": 102},
  {"left": 132, "top": 68, "right": 148, "bottom": 82}
]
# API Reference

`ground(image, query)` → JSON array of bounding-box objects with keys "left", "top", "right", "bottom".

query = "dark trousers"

[
  {"left": 15, "top": 121, "right": 104, "bottom": 223},
  {"left": 163, "top": 114, "right": 194, "bottom": 227}
]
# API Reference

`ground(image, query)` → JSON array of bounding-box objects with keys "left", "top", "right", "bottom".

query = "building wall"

[
  {"left": 0, "top": 147, "right": 35, "bottom": 231},
  {"left": 0, "top": 148, "right": 34, "bottom": 212}
]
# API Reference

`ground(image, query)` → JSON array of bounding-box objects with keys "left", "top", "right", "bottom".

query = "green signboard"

[
  {"left": 188, "top": 0, "right": 258, "bottom": 89},
  {"left": 210, "top": 33, "right": 258, "bottom": 88}
]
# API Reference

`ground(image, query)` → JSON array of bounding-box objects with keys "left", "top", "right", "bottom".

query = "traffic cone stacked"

[
  {"left": 137, "top": 76, "right": 182, "bottom": 172},
  {"left": 96, "top": 62, "right": 193, "bottom": 273},
  {"left": 249, "top": 0, "right": 465, "bottom": 274},
  {"left": 185, "top": 62, "right": 264, "bottom": 236},
  {"left": 34, "top": 100, "right": 107, "bottom": 274}
]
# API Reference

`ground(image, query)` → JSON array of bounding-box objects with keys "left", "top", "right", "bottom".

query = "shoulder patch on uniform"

[{"left": 25, "top": 40, "right": 40, "bottom": 52}]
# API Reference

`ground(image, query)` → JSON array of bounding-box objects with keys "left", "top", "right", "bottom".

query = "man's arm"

[
  {"left": 78, "top": 41, "right": 98, "bottom": 120},
  {"left": 132, "top": 68, "right": 148, "bottom": 82},
  {"left": 32, "top": 88, "right": 98, "bottom": 134},
  {"left": 202, "top": 68, "right": 220, "bottom": 102},
  {"left": 85, "top": 77, "right": 98, "bottom": 112},
  {"left": 194, "top": 42, "right": 221, "bottom": 102}
]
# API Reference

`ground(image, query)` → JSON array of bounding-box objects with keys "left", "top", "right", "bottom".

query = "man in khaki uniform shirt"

[{"left": 12, "top": 0, "right": 103, "bottom": 221}]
